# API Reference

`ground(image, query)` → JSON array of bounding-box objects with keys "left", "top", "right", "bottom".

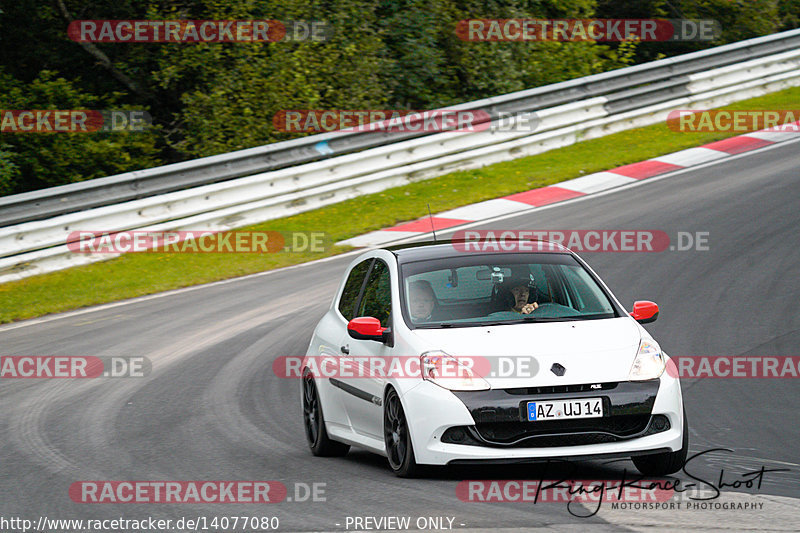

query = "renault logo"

[{"left": 550, "top": 363, "right": 566, "bottom": 377}]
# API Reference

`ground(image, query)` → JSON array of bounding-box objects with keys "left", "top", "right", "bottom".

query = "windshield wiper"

[{"left": 521, "top": 316, "right": 582, "bottom": 322}]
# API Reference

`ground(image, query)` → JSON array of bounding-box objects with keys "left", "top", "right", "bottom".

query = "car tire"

[
  {"left": 632, "top": 411, "right": 689, "bottom": 476},
  {"left": 302, "top": 371, "right": 350, "bottom": 457},
  {"left": 384, "top": 388, "right": 421, "bottom": 477}
]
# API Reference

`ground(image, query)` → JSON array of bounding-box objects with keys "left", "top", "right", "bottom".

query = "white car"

[{"left": 302, "top": 240, "right": 687, "bottom": 477}]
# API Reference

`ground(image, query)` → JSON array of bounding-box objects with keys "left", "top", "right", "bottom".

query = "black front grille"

[
  {"left": 504, "top": 382, "right": 618, "bottom": 395},
  {"left": 485, "top": 432, "right": 618, "bottom": 447},
  {"left": 452, "top": 380, "right": 659, "bottom": 425},
  {"left": 476, "top": 414, "right": 650, "bottom": 442},
  {"left": 441, "top": 414, "right": 670, "bottom": 448}
]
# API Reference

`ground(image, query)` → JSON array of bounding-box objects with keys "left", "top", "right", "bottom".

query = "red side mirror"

[
  {"left": 631, "top": 301, "right": 659, "bottom": 324},
  {"left": 348, "top": 317, "right": 387, "bottom": 341}
]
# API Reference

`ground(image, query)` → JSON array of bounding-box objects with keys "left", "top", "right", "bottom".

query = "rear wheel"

[
  {"left": 632, "top": 411, "right": 688, "bottom": 476},
  {"left": 384, "top": 388, "right": 420, "bottom": 477},
  {"left": 302, "top": 371, "right": 350, "bottom": 457}
]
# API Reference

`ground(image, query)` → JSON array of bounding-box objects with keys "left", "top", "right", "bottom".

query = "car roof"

[{"left": 386, "top": 238, "right": 571, "bottom": 264}]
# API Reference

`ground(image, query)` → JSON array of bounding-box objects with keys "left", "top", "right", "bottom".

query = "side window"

[
  {"left": 562, "top": 266, "right": 614, "bottom": 314},
  {"left": 357, "top": 260, "right": 392, "bottom": 327},
  {"left": 338, "top": 259, "right": 373, "bottom": 320}
]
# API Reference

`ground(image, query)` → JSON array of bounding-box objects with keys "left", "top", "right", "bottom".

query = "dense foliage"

[{"left": 0, "top": 0, "right": 795, "bottom": 195}]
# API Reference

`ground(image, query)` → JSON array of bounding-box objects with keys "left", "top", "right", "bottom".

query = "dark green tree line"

[{"left": 0, "top": 0, "right": 795, "bottom": 195}]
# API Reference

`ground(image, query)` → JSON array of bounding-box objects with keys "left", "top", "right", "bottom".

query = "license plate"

[{"left": 527, "top": 397, "right": 603, "bottom": 421}]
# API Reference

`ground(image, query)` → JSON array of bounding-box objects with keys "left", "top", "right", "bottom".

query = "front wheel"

[
  {"left": 632, "top": 411, "right": 688, "bottom": 476},
  {"left": 302, "top": 371, "right": 350, "bottom": 457},
  {"left": 384, "top": 388, "right": 420, "bottom": 477}
]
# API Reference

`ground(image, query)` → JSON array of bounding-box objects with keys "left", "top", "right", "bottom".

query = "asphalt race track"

[{"left": 1, "top": 139, "right": 799, "bottom": 531}]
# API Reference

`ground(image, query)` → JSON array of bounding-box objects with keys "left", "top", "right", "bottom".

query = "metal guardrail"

[
  {"left": 0, "top": 30, "right": 799, "bottom": 283},
  {"left": 1, "top": 29, "right": 799, "bottom": 228}
]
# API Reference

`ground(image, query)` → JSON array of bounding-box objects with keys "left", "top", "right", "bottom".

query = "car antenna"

[{"left": 427, "top": 203, "right": 438, "bottom": 242}]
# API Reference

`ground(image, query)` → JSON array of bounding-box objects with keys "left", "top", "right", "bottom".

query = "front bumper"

[{"left": 402, "top": 373, "right": 683, "bottom": 465}]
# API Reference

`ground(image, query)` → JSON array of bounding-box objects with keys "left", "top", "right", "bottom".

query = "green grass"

[{"left": 1, "top": 86, "right": 798, "bottom": 323}]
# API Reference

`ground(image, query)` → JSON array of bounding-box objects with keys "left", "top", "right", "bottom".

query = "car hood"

[{"left": 408, "top": 317, "right": 643, "bottom": 389}]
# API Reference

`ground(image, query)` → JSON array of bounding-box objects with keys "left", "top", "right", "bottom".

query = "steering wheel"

[{"left": 530, "top": 302, "right": 583, "bottom": 318}]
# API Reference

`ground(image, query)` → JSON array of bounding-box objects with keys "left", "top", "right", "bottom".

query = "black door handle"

[{"left": 340, "top": 345, "right": 349, "bottom": 354}]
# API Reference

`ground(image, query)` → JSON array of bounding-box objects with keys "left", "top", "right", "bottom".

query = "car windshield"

[{"left": 400, "top": 253, "right": 618, "bottom": 328}]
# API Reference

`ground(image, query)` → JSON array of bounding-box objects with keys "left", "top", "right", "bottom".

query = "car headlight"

[
  {"left": 420, "top": 350, "right": 490, "bottom": 391},
  {"left": 628, "top": 339, "right": 665, "bottom": 381}
]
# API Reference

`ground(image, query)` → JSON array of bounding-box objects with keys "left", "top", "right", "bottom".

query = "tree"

[
  {"left": 0, "top": 0, "right": 795, "bottom": 196},
  {"left": 0, "top": 69, "right": 160, "bottom": 193}
]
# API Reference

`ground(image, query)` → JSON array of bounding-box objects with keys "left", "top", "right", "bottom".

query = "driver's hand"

[{"left": 521, "top": 302, "right": 539, "bottom": 314}]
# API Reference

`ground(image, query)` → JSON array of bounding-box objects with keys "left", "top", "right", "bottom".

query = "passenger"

[{"left": 409, "top": 280, "right": 437, "bottom": 321}]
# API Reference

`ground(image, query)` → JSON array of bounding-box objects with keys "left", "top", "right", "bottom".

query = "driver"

[{"left": 508, "top": 283, "right": 539, "bottom": 314}]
